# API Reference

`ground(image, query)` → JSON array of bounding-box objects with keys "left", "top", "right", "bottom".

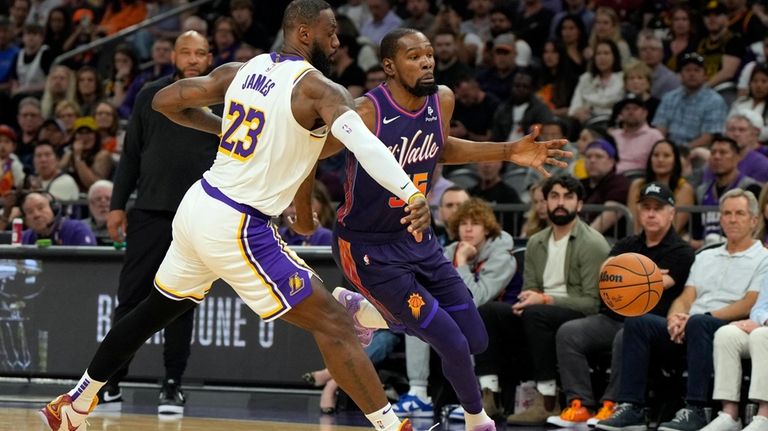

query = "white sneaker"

[
  {"left": 744, "top": 416, "right": 768, "bottom": 431},
  {"left": 701, "top": 412, "right": 742, "bottom": 431},
  {"left": 448, "top": 405, "right": 465, "bottom": 421},
  {"left": 587, "top": 417, "right": 600, "bottom": 427}
]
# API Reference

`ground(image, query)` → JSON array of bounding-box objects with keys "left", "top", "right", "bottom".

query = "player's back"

[
  {"left": 204, "top": 53, "right": 328, "bottom": 216},
  {"left": 336, "top": 84, "right": 445, "bottom": 235}
]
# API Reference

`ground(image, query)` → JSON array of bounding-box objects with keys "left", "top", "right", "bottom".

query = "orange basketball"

[{"left": 599, "top": 253, "right": 664, "bottom": 317}]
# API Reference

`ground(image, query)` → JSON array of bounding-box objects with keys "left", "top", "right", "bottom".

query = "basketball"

[{"left": 599, "top": 253, "right": 664, "bottom": 317}]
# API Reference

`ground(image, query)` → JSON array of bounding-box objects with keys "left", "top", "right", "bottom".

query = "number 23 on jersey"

[{"left": 219, "top": 99, "right": 265, "bottom": 161}]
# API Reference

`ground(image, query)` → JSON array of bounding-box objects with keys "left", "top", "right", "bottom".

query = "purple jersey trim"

[
  {"left": 434, "top": 92, "right": 446, "bottom": 144},
  {"left": 269, "top": 52, "right": 305, "bottom": 62},
  {"left": 366, "top": 92, "right": 383, "bottom": 137},
  {"left": 379, "top": 84, "right": 429, "bottom": 118},
  {"left": 201, "top": 178, "right": 269, "bottom": 220},
  {"left": 420, "top": 300, "right": 439, "bottom": 329},
  {"left": 336, "top": 154, "right": 359, "bottom": 225}
]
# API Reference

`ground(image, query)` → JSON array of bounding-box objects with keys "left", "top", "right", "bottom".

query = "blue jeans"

[
  {"left": 365, "top": 330, "right": 400, "bottom": 365},
  {"left": 618, "top": 313, "right": 726, "bottom": 405}
]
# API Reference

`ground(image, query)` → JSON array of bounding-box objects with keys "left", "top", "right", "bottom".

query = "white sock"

[
  {"left": 365, "top": 402, "right": 400, "bottom": 430},
  {"left": 408, "top": 385, "right": 429, "bottom": 401},
  {"left": 537, "top": 379, "right": 557, "bottom": 397},
  {"left": 465, "top": 408, "right": 493, "bottom": 429},
  {"left": 68, "top": 370, "right": 105, "bottom": 412},
  {"left": 478, "top": 375, "right": 499, "bottom": 392},
  {"left": 333, "top": 287, "right": 389, "bottom": 329}
]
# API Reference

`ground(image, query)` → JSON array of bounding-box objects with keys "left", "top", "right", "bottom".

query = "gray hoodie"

[{"left": 443, "top": 230, "right": 516, "bottom": 306}]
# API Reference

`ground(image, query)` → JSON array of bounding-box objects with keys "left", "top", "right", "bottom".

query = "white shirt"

[
  {"left": 543, "top": 233, "right": 569, "bottom": 297},
  {"left": 569, "top": 72, "right": 625, "bottom": 118}
]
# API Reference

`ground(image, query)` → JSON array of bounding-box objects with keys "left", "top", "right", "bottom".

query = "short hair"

[
  {"left": 623, "top": 60, "right": 653, "bottom": 85},
  {"left": 541, "top": 118, "right": 568, "bottom": 137},
  {"left": 282, "top": 0, "right": 331, "bottom": 32},
  {"left": 636, "top": 29, "right": 663, "bottom": 50},
  {"left": 720, "top": 188, "right": 759, "bottom": 217},
  {"left": 439, "top": 185, "right": 468, "bottom": 206},
  {"left": 711, "top": 134, "right": 740, "bottom": 154},
  {"left": 447, "top": 198, "right": 502, "bottom": 240},
  {"left": 380, "top": 28, "right": 421, "bottom": 61},
  {"left": 88, "top": 180, "right": 113, "bottom": 201},
  {"left": 23, "top": 23, "right": 44, "bottom": 35},
  {"left": 18, "top": 96, "right": 41, "bottom": 111},
  {"left": 542, "top": 174, "right": 585, "bottom": 201}
]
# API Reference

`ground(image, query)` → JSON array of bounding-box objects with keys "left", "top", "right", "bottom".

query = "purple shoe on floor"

[{"left": 333, "top": 287, "right": 374, "bottom": 347}]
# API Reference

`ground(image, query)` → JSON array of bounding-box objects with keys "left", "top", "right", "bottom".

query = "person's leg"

[
  {"left": 602, "top": 327, "right": 624, "bottom": 404},
  {"left": 684, "top": 314, "right": 728, "bottom": 405},
  {"left": 702, "top": 324, "right": 750, "bottom": 431},
  {"left": 748, "top": 327, "right": 768, "bottom": 412},
  {"left": 617, "top": 314, "right": 676, "bottom": 405}
]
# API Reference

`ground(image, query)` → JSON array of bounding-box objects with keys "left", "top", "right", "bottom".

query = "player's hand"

[
  {"left": 287, "top": 212, "right": 320, "bottom": 236},
  {"left": 508, "top": 125, "right": 572, "bottom": 178},
  {"left": 455, "top": 241, "right": 477, "bottom": 265},
  {"left": 402, "top": 195, "right": 431, "bottom": 241},
  {"left": 107, "top": 209, "right": 127, "bottom": 242},
  {"left": 730, "top": 319, "right": 760, "bottom": 334}
]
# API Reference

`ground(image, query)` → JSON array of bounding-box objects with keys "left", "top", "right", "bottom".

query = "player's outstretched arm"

[
  {"left": 152, "top": 62, "right": 241, "bottom": 135},
  {"left": 441, "top": 126, "right": 572, "bottom": 177}
]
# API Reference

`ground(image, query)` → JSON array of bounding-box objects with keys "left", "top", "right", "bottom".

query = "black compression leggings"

[{"left": 87, "top": 289, "right": 196, "bottom": 382}]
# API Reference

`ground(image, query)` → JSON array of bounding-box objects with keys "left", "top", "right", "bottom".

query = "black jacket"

[{"left": 491, "top": 97, "right": 553, "bottom": 142}]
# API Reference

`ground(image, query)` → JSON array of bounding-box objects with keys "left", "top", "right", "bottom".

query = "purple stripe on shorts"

[
  {"left": 201, "top": 179, "right": 269, "bottom": 220},
  {"left": 420, "top": 300, "right": 439, "bottom": 329},
  {"left": 444, "top": 303, "right": 470, "bottom": 312},
  {"left": 240, "top": 215, "right": 289, "bottom": 313}
]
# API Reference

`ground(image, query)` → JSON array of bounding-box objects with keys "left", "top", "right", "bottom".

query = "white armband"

[{"left": 331, "top": 109, "right": 421, "bottom": 202}]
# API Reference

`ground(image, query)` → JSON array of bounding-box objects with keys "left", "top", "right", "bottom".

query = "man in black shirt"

[
  {"left": 101, "top": 31, "right": 219, "bottom": 415},
  {"left": 550, "top": 182, "right": 695, "bottom": 427}
]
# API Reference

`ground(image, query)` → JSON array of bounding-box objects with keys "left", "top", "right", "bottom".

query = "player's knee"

[{"left": 468, "top": 327, "right": 488, "bottom": 354}]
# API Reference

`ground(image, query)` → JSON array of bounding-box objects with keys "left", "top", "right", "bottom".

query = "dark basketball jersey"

[{"left": 336, "top": 84, "right": 445, "bottom": 234}]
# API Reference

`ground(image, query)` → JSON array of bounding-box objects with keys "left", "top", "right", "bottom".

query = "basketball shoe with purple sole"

[
  {"left": 471, "top": 422, "right": 497, "bottom": 431},
  {"left": 333, "top": 287, "right": 374, "bottom": 347},
  {"left": 39, "top": 393, "right": 98, "bottom": 430}
]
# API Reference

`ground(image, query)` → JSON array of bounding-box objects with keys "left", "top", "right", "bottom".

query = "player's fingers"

[
  {"left": 535, "top": 166, "right": 551, "bottom": 178},
  {"left": 529, "top": 124, "right": 540, "bottom": 140}
]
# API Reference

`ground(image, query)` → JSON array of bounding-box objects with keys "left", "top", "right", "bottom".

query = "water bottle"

[{"left": 11, "top": 218, "right": 22, "bottom": 246}]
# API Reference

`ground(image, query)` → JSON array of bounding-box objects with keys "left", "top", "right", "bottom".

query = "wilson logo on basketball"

[{"left": 600, "top": 272, "right": 623, "bottom": 282}]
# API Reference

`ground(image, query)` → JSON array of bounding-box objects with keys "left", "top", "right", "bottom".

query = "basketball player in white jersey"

[{"left": 39, "top": 1, "right": 428, "bottom": 430}]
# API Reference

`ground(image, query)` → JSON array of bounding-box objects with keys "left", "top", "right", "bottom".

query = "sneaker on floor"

[
  {"left": 588, "top": 401, "right": 617, "bottom": 427},
  {"left": 700, "top": 411, "right": 742, "bottom": 431},
  {"left": 595, "top": 402, "right": 647, "bottom": 431},
  {"left": 39, "top": 393, "right": 98, "bottom": 431},
  {"left": 744, "top": 416, "right": 768, "bottom": 431},
  {"left": 658, "top": 406, "right": 708, "bottom": 431},
  {"left": 158, "top": 379, "right": 185, "bottom": 415},
  {"left": 94, "top": 384, "right": 122, "bottom": 412},
  {"left": 482, "top": 388, "right": 504, "bottom": 419},
  {"left": 506, "top": 390, "right": 559, "bottom": 426},
  {"left": 392, "top": 393, "right": 434, "bottom": 418},
  {"left": 448, "top": 405, "right": 465, "bottom": 421},
  {"left": 548, "top": 399, "right": 592, "bottom": 427},
  {"left": 333, "top": 287, "right": 374, "bottom": 347}
]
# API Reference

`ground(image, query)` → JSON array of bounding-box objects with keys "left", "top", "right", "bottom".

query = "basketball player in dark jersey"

[{"left": 304, "top": 28, "right": 571, "bottom": 431}]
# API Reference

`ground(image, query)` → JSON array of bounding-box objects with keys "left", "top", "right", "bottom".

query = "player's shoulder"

[{"left": 437, "top": 85, "right": 455, "bottom": 112}]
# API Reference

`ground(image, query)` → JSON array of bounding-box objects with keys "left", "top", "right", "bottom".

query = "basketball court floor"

[{"left": 0, "top": 380, "right": 546, "bottom": 430}]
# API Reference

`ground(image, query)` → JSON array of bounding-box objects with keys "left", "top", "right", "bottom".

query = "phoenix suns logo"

[{"left": 407, "top": 293, "right": 426, "bottom": 320}]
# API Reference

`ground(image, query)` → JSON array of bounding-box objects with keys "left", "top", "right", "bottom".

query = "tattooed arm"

[{"left": 152, "top": 62, "right": 241, "bottom": 135}]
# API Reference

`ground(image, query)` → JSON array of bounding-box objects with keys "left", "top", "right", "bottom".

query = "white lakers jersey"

[{"left": 203, "top": 53, "right": 328, "bottom": 216}]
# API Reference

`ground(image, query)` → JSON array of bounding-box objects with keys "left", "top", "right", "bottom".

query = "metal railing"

[{"left": 53, "top": 0, "right": 215, "bottom": 66}]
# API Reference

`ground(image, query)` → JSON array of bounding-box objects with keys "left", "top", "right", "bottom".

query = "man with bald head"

[{"left": 97, "top": 30, "right": 218, "bottom": 414}]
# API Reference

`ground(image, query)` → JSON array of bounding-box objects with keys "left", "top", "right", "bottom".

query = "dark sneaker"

[
  {"left": 95, "top": 384, "right": 122, "bottom": 411},
  {"left": 657, "top": 406, "right": 708, "bottom": 431},
  {"left": 158, "top": 379, "right": 185, "bottom": 415},
  {"left": 595, "top": 403, "right": 647, "bottom": 431}
]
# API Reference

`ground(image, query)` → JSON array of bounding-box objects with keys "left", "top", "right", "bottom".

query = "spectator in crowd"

[
  {"left": 569, "top": 40, "right": 624, "bottom": 125},
  {"left": 653, "top": 52, "right": 728, "bottom": 149},
  {"left": 433, "top": 29, "right": 472, "bottom": 90},
  {"left": 74, "top": 66, "right": 101, "bottom": 117},
  {"left": 760, "top": 186, "right": 768, "bottom": 246},
  {"left": 36, "top": 117, "right": 66, "bottom": 155},
  {"left": 430, "top": 5, "right": 484, "bottom": 67},
  {"left": 627, "top": 139, "right": 696, "bottom": 234},
  {"left": 98, "top": 0, "right": 147, "bottom": 36},
  {"left": 513, "top": 0, "right": 553, "bottom": 58},
  {"left": 461, "top": 0, "right": 492, "bottom": 41},
  {"left": 476, "top": 33, "right": 518, "bottom": 101},
  {"left": 451, "top": 74, "right": 499, "bottom": 142},
  {"left": 25, "top": 0, "right": 58, "bottom": 27},
  {"left": 234, "top": 43, "right": 258, "bottom": 63},
  {"left": 83, "top": 179, "right": 112, "bottom": 246},
  {"left": 554, "top": 14, "right": 588, "bottom": 73},
  {"left": 694, "top": 135, "right": 761, "bottom": 250},
  {"left": 663, "top": 5, "right": 700, "bottom": 73},
  {"left": 360, "top": 0, "right": 402, "bottom": 46},
  {"left": 228, "top": 0, "right": 269, "bottom": 52},
  {"left": 329, "top": 33, "right": 366, "bottom": 98},
  {"left": 581, "top": 139, "right": 631, "bottom": 235},
  {"left": 42, "top": 6, "right": 70, "bottom": 58},
  {"left": 469, "top": 160, "right": 522, "bottom": 222},
  {"left": 735, "top": 35, "right": 768, "bottom": 98},
  {"left": 403, "top": 0, "right": 434, "bottom": 33},
  {"left": 15, "top": 97, "right": 43, "bottom": 166},
  {"left": 434, "top": 185, "right": 470, "bottom": 246},
  {"left": 9, "top": 23, "right": 52, "bottom": 99},
  {"left": 698, "top": 0, "right": 745, "bottom": 89},
  {"left": 571, "top": 126, "right": 608, "bottom": 180},
  {"left": 118, "top": 37, "right": 174, "bottom": 118},
  {"left": 725, "top": 111, "right": 768, "bottom": 183},
  {"left": 62, "top": 8, "right": 99, "bottom": 70},
  {"left": 492, "top": 69, "right": 553, "bottom": 143},
  {"left": 549, "top": 0, "right": 594, "bottom": 40},
  {"left": 211, "top": 16, "right": 239, "bottom": 67},
  {"left": 0, "top": 16, "right": 20, "bottom": 96},
  {"left": 337, "top": 0, "right": 370, "bottom": 31},
  {"left": 538, "top": 40, "right": 580, "bottom": 117},
  {"left": 488, "top": 6, "right": 514, "bottom": 40},
  {"left": 586, "top": 7, "right": 631, "bottom": 64},
  {"left": 131, "top": 0, "right": 182, "bottom": 59},
  {"left": 27, "top": 141, "right": 78, "bottom": 201},
  {"left": 104, "top": 44, "right": 139, "bottom": 110},
  {"left": 475, "top": 175, "right": 609, "bottom": 425},
  {"left": 520, "top": 179, "right": 548, "bottom": 238},
  {"left": 8, "top": 0, "right": 30, "bottom": 43},
  {"left": 636, "top": 30, "right": 681, "bottom": 100},
  {"left": 550, "top": 181, "right": 695, "bottom": 428},
  {"left": 181, "top": 15, "right": 208, "bottom": 36},
  {"left": 40, "top": 65, "right": 75, "bottom": 118},
  {"left": 93, "top": 101, "right": 121, "bottom": 154},
  {"left": 59, "top": 116, "right": 114, "bottom": 192},
  {"left": 398, "top": 197, "right": 516, "bottom": 418},
  {"left": 620, "top": 60, "right": 660, "bottom": 122},
  {"left": 20, "top": 191, "right": 96, "bottom": 245},
  {"left": 610, "top": 94, "right": 665, "bottom": 177},
  {"left": 597, "top": 188, "right": 768, "bottom": 431},
  {"left": 702, "top": 279, "right": 768, "bottom": 431},
  {"left": 732, "top": 62, "right": 768, "bottom": 141},
  {"left": 364, "top": 64, "right": 387, "bottom": 91},
  {"left": 725, "top": 0, "right": 766, "bottom": 44},
  {"left": 53, "top": 99, "right": 80, "bottom": 140},
  {"left": 0, "top": 124, "right": 25, "bottom": 193}
]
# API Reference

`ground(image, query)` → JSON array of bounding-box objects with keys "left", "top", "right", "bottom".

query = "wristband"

[{"left": 408, "top": 192, "right": 425, "bottom": 205}]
